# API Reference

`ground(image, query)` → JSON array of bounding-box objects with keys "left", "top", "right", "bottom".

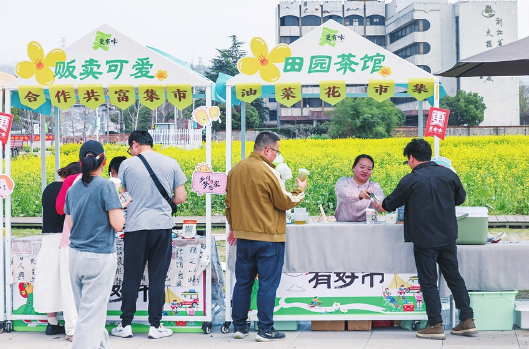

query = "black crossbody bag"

[{"left": 137, "top": 154, "right": 178, "bottom": 215}]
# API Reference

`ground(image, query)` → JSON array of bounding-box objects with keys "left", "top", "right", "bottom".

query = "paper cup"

[{"left": 365, "top": 208, "right": 377, "bottom": 224}]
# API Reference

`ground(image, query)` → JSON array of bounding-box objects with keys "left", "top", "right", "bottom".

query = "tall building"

[{"left": 272, "top": 0, "right": 519, "bottom": 127}]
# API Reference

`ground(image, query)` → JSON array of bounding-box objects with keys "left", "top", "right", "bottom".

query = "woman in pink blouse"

[{"left": 334, "top": 154, "right": 385, "bottom": 222}]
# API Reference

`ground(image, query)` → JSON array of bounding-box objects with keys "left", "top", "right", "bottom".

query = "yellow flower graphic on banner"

[
  {"left": 378, "top": 66, "right": 392, "bottom": 78},
  {"left": 237, "top": 37, "right": 291, "bottom": 82},
  {"left": 155, "top": 70, "right": 168, "bottom": 81},
  {"left": 15, "top": 41, "right": 66, "bottom": 86}
]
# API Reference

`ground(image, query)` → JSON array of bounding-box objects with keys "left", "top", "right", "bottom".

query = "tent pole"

[
  {"left": 241, "top": 102, "right": 246, "bottom": 160},
  {"left": 226, "top": 86, "right": 232, "bottom": 172},
  {"left": 204, "top": 84, "right": 212, "bottom": 324},
  {"left": 225, "top": 85, "right": 233, "bottom": 328},
  {"left": 41, "top": 111, "right": 46, "bottom": 193},
  {"left": 5, "top": 88, "right": 13, "bottom": 324},
  {"left": 434, "top": 79, "right": 440, "bottom": 158},
  {"left": 418, "top": 101, "right": 423, "bottom": 139},
  {"left": 55, "top": 107, "right": 60, "bottom": 179},
  {"left": 0, "top": 85, "right": 4, "bottom": 323}
]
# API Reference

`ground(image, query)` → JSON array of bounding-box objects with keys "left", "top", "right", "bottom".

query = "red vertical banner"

[
  {"left": 425, "top": 107, "right": 450, "bottom": 140},
  {"left": 0, "top": 112, "right": 14, "bottom": 144}
]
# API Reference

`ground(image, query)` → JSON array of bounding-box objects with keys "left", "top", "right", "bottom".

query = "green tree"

[
  {"left": 124, "top": 100, "right": 152, "bottom": 131},
  {"left": 327, "top": 98, "right": 406, "bottom": 139},
  {"left": 205, "top": 35, "right": 268, "bottom": 128},
  {"left": 440, "top": 90, "right": 486, "bottom": 127},
  {"left": 205, "top": 35, "right": 246, "bottom": 82},
  {"left": 520, "top": 85, "right": 529, "bottom": 125}
]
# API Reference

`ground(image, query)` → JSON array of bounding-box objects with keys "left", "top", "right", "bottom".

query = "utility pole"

[{"left": 106, "top": 101, "right": 110, "bottom": 143}]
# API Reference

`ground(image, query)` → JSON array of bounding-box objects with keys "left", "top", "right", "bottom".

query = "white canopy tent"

[
  {"left": 221, "top": 20, "right": 441, "bottom": 329},
  {"left": 2, "top": 24, "right": 214, "bottom": 331}
]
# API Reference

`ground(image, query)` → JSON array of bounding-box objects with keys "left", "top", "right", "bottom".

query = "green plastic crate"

[
  {"left": 469, "top": 291, "right": 517, "bottom": 330},
  {"left": 253, "top": 321, "right": 299, "bottom": 331},
  {"left": 456, "top": 207, "right": 488, "bottom": 245}
]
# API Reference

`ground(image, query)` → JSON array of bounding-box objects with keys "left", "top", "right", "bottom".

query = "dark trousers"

[
  {"left": 120, "top": 229, "right": 172, "bottom": 328},
  {"left": 414, "top": 241, "right": 473, "bottom": 326},
  {"left": 232, "top": 239, "right": 285, "bottom": 332}
]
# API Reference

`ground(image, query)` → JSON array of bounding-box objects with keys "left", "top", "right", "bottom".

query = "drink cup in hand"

[{"left": 297, "top": 168, "right": 310, "bottom": 181}]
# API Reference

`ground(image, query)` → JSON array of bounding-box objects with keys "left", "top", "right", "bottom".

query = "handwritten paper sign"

[{"left": 191, "top": 163, "right": 227, "bottom": 196}]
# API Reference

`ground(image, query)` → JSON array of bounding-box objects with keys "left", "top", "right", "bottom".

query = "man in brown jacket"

[{"left": 225, "top": 131, "right": 307, "bottom": 342}]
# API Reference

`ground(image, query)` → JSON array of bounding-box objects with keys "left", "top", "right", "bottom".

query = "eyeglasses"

[
  {"left": 127, "top": 141, "right": 135, "bottom": 155},
  {"left": 269, "top": 147, "right": 281, "bottom": 155},
  {"left": 402, "top": 157, "right": 410, "bottom": 165}
]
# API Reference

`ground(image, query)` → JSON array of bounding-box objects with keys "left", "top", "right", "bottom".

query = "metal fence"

[{"left": 149, "top": 128, "right": 203, "bottom": 148}]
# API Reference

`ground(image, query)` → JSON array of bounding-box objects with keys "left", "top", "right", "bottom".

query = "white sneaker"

[
  {"left": 110, "top": 324, "right": 133, "bottom": 338},
  {"left": 148, "top": 325, "right": 173, "bottom": 339}
]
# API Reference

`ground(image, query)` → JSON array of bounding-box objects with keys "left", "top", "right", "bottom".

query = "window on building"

[
  {"left": 301, "top": 15, "right": 321, "bottom": 26},
  {"left": 291, "top": 101, "right": 301, "bottom": 108},
  {"left": 323, "top": 15, "right": 343, "bottom": 24},
  {"left": 368, "top": 15, "right": 385, "bottom": 25},
  {"left": 391, "top": 97, "right": 416, "bottom": 105},
  {"left": 268, "top": 98, "right": 276, "bottom": 103},
  {"left": 417, "top": 65, "right": 431, "bottom": 73},
  {"left": 280, "top": 36, "right": 300, "bottom": 44},
  {"left": 344, "top": 15, "right": 363, "bottom": 26},
  {"left": 268, "top": 110, "right": 277, "bottom": 121},
  {"left": 367, "top": 36, "right": 385, "bottom": 47},
  {"left": 455, "top": 16, "right": 460, "bottom": 62},
  {"left": 388, "top": 19, "right": 431, "bottom": 44},
  {"left": 394, "top": 42, "right": 431, "bottom": 59},
  {"left": 280, "top": 15, "right": 300, "bottom": 26},
  {"left": 302, "top": 98, "right": 323, "bottom": 108}
]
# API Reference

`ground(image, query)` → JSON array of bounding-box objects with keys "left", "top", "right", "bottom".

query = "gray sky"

[{"left": 0, "top": 0, "right": 528, "bottom": 67}]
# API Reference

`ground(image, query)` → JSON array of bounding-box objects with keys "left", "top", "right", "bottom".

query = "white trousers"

[{"left": 34, "top": 234, "right": 62, "bottom": 312}]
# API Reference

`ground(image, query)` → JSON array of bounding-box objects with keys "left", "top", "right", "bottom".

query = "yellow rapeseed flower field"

[{"left": 8, "top": 135, "right": 529, "bottom": 217}]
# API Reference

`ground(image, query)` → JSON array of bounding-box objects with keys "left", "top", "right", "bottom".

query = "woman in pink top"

[
  {"left": 56, "top": 169, "right": 82, "bottom": 341},
  {"left": 334, "top": 154, "right": 385, "bottom": 222}
]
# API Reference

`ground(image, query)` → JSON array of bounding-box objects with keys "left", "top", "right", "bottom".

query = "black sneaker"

[
  {"left": 45, "top": 323, "right": 66, "bottom": 335},
  {"left": 233, "top": 328, "right": 249, "bottom": 339},
  {"left": 255, "top": 327, "right": 286, "bottom": 342}
]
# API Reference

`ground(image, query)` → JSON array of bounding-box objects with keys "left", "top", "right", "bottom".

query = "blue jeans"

[
  {"left": 414, "top": 241, "right": 473, "bottom": 326},
  {"left": 232, "top": 239, "right": 285, "bottom": 332}
]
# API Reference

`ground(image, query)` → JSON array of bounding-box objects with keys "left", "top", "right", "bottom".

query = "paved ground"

[{"left": 1, "top": 323, "right": 528, "bottom": 348}]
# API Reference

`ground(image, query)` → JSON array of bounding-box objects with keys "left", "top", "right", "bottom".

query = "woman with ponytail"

[{"left": 64, "top": 141, "right": 129, "bottom": 349}]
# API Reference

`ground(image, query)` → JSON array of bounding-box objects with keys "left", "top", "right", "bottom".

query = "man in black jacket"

[{"left": 376, "top": 139, "right": 477, "bottom": 340}]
